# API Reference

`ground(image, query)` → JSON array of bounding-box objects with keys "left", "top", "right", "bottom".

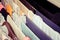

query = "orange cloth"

[{"left": 5, "top": 4, "right": 13, "bottom": 16}]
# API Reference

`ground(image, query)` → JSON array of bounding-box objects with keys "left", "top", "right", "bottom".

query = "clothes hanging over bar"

[{"left": 0, "top": 0, "right": 60, "bottom": 40}]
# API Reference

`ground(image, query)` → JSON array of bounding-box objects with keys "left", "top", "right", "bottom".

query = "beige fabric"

[
  {"left": 13, "top": 0, "right": 29, "bottom": 15},
  {"left": 7, "top": 15, "right": 25, "bottom": 40},
  {"left": 0, "top": 25, "right": 8, "bottom": 35},
  {"left": 47, "top": 0, "right": 60, "bottom": 8},
  {"left": 27, "top": 10, "right": 35, "bottom": 20}
]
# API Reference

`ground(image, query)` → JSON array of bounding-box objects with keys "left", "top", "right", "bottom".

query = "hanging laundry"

[
  {"left": 12, "top": 12, "right": 40, "bottom": 40},
  {"left": 7, "top": 15, "right": 26, "bottom": 40},
  {"left": 27, "top": 10, "right": 60, "bottom": 40},
  {"left": 2, "top": 21, "right": 18, "bottom": 40},
  {"left": 26, "top": 17, "right": 52, "bottom": 40},
  {"left": 0, "top": 25, "right": 13, "bottom": 40}
]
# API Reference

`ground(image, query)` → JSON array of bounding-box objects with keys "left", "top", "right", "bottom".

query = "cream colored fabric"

[
  {"left": 0, "top": 25, "right": 8, "bottom": 35},
  {"left": 13, "top": 0, "right": 29, "bottom": 14},
  {"left": 3, "top": 0, "right": 13, "bottom": 7},
  {"left": 11, "top": 2, "right": 26, "bottom": 30},
  {"left": 0, "top": 13, "right": 5, "bottom": 25},
  {"left": 2, "top": 34, "right": 12, "bottom": 40},
  {"left": 7, "top": 15, "right": 25, "bottom": 40},
  {"left": 47, "top": 0, "right": 60, "bottom": 8},
  {"left": 0, "top": 25, "right": 12, "bottom": 40},
  {"left": 27, "top": 10, "right": 36, "bottom": 20},
  {"left": 12, "top": 2, "right": 21, "bottom": 16}
]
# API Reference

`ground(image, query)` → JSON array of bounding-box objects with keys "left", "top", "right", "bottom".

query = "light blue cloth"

[
  {"left": 12, "top": 13, "right": 40, "bottom": 40},
  {"left": 21, "top": 22, "right": 40, "bottom": 40}
]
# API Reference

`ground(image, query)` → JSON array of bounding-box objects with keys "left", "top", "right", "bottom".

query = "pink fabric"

[
  {"left": 0, "top": 2, "right": 4, "bottom": 11},
  {"left": 23, "top": 36, "right": 30, "bottom": 40}
]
